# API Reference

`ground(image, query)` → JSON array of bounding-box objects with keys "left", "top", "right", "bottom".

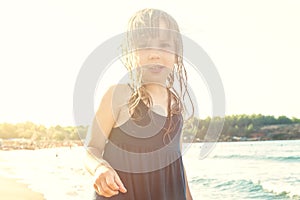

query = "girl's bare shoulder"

[
  {"left": 107, "top": 84, "right": 133, "bottom": 128},
  {"left": 107, "top": 84, "right": 133, "bottom": 106}
]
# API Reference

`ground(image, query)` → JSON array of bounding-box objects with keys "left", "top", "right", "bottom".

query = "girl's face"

[{"left": 135, "top": 21, "right": 177, "bottom": 85}]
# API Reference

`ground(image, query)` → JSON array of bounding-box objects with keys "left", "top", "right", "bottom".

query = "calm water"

[{"left": 0, "top": 140, "right": 299, "bottom": 200}]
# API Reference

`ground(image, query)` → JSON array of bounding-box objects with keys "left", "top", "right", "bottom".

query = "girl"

[{"left": 85, "top": 8, "right": 194, "bottom": 200}]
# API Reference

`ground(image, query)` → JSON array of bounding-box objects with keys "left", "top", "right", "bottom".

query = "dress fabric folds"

[{"left": 93, "top": 101, "right": 186, "bottom": 200}]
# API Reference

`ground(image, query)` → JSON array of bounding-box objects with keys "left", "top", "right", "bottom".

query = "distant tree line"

[
  {"left": 182, "top": 114, "right": 300, "bottom": 140},
  {"left": 0, "top": 114, "right": 299, "bottom": 141},
  {"left": 0, "top": 122, "right": 88, "bottom": 140}
]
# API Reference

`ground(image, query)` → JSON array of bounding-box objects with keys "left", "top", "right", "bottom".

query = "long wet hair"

[{"left": 121, "top": 8, "right": 194, "bottom": 144}]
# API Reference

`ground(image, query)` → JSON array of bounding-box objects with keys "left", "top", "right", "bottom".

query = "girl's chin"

[{"left": 141, "top": 76, "right": 168, "bottom": 84}]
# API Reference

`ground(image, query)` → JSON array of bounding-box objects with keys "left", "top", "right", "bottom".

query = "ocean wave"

[
  {"left": 190, "top": 177, "right": 300, "bottom": 199},
  {"left": 213, "top": 154, "right": 300, "bottom": 162}
]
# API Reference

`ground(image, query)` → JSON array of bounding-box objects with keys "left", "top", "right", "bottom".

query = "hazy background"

[{"left": 1, "top": 0, "right": 299, "bottom": 127}]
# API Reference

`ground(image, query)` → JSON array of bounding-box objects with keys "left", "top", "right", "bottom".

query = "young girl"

[{"left": 85, "top": 8, "right": 194, "bottom": 200}]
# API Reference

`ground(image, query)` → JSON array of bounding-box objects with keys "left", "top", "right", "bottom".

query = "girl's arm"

[
  {"left": 84, "top": 85, "right": 116, "bottom": 174},
  {"left": 183, "top": 166, "right": 193, "bottom": 200},
  {"left": 84, "top": 85, "right": 129, "bottom": 197},
  {"left": 84, "top": 116, "right": 111, "bottom": 176},
  {"left": 180, "top": 139, "right": 193, "bottom": 200}
]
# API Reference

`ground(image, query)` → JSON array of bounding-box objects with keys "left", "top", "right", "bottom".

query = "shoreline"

[
  {"left": 0, "top": 139, "right": 83, "bottom": 151},
  {"left": 0, "top": 175, "right": 45, "bottom": 200},
  {"left": 1, "top": 139, "right": 300, "bottom": 151}
]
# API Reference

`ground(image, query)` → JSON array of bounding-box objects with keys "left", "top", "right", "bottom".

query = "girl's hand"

[{"left": 93, "top": 165, "right": 127, "bottom": 197}]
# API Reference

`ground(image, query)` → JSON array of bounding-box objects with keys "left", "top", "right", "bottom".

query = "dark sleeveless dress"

[{"left": 94, "top": 101, "right": 186, "bottom": 200}]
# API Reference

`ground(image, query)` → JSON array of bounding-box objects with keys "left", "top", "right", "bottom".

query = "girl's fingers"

[
  {"left": 99, "top": 178, "right": 119, "bottom": 197},
  {"left": 106, "top": 176, "right": 120, "bottom": 191},
  {"left": 114, "top": 174, "right": 127, "bottom": 193},
  {"left": 93, "top": 167, "right": 126, "bottom": 197}
]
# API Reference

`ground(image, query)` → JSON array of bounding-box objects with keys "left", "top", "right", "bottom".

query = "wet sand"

[{"left": 0, "top": 175, "right": 45, "bottom": 200}]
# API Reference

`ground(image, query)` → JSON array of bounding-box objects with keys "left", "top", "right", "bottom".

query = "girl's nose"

[{"left": 148, "top": 51, "right": 160, "bottom": 60}]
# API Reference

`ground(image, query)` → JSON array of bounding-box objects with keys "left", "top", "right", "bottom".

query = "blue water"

[
  {"left": 183, "top": 140, "right": 300, "bottom": 200},
  {"left": 0, "top": 140, "right": 299, "bottom": 200}
]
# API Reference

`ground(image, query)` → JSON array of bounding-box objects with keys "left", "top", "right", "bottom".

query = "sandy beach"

[
  {"left": 0, "top": 149, "right": 45, "bottom": 200},
  {"left": 0, "top": 175, "right": 45, "bottom": 200}
]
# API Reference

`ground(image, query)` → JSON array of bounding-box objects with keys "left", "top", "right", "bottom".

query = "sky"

[{"left": 1, "top": 0, "right": 300, "bottom": 127}]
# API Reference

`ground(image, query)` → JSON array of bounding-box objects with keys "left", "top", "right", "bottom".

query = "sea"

[{"left": 0, "top": 140, "right": 299, "bottom": 200}]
